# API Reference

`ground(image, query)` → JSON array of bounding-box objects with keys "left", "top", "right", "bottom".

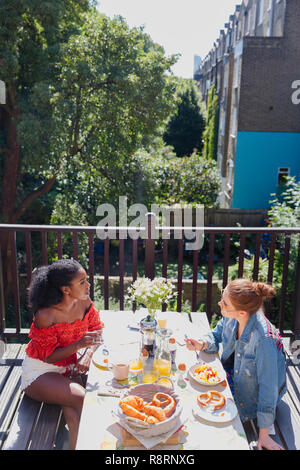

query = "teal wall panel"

[{"left": 232, "top": 132, "right": 300, "bottom": 209}]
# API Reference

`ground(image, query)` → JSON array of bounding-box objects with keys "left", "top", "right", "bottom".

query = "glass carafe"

[
  {"left": 153, "top": 328, "right": 172, "bottom": 377},
  {"left": 140, "top": 315, "right": 157, "bottom": 358}
]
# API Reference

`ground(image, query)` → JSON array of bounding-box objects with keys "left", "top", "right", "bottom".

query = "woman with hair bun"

[
  {"left": 21, "top": 259, "right": 104, "bottom": 449},
  {"left": 186, "top": 278, "right": 286, "bottom": 451}
]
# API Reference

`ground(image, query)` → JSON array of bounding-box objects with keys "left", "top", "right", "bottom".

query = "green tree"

[
  {"left": 202, "top": 84, "right": 219, "bottom": 160},
  {"left": 0, "top": 0, "right": 92, "bottom": 225},
  {"left": 0, "top": 3, "right": 177, "bottom": 297},
  {"left": 0, "top": 0, "right": 92, "bottom": 299},
  {"left": 1, "top": 6, "right": 177, "bottom": 225},
  {"left": 163, "top": 79, "right": 205, "bottom": 157}
]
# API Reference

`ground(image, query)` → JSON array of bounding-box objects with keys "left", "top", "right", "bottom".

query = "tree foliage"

[
  {"left": 0, "top": 3, "right": 177, "bottom": 224},
  {"left": 146, "top": 151, "right": 221, "bottom": 208},
  {"left": 0, "top": 0, "right": 92, "bottom": 223},
  {"left": 268, "top": 176, "right": 300, "bottom": 229},
  {"left": 163, "top": 79, "right": 205, "bottom": 157}
]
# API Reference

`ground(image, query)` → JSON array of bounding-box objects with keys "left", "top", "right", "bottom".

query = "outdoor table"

[{"left": 76, "top": 310, "right": 249, "bottom": 450}]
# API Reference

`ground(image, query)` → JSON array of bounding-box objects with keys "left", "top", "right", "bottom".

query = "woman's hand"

[
  {"left": 258, "top": 428, "right": 284, "bottom": 450},
  {"left": 75, "top": 330, "right": 102, "bottom": 350},
  {"left": 70, "top": 331, "right": 102, "bottom": 377},
  {"left": 185, "top": 338, "right": 208, "bottom": 351},
  {"left": 71, "top": 353, "right": 91, "bottom": 376}
]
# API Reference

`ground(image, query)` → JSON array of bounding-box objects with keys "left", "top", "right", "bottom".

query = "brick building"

[{"left": 195, "top": 0, "right": 300, "bottom": 209}]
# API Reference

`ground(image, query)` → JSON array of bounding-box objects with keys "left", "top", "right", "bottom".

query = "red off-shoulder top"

[{"left": 25, "top": 303, "right": 104, "bottom": 367}]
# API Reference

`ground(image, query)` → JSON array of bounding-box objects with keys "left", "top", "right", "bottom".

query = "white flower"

[{"left": 126, "top": 277, "right": 176, "bottom": 312}]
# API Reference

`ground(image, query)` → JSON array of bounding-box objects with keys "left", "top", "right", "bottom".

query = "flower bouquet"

[{"left": 126, "top": 277, "right": 177, "bottom": 319}]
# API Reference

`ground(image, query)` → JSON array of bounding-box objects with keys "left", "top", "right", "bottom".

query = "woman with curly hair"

[
  {"left": 186, "top": 279, "right": 286, "bottom": 451},
  {"left": 21, "top": 259, "right": 104, "bottom": 449}
]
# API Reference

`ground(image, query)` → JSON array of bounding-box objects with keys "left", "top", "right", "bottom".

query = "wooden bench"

[
  {"left": 243, "top": 336, "right": 300, "bottom": 450},
  {"left": 0, "top": 344, "right": 68, "bottom": 450}
]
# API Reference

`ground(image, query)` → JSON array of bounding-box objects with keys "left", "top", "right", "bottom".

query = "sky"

[{"left": 96, "top": 0, "right": 240, "bottom": 78}]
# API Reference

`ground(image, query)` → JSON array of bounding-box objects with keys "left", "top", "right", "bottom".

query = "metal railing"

[{"left": 1, "top": 217, "right": 300, "bottom": 339}]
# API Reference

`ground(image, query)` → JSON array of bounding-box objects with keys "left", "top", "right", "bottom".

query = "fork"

[{"left": 184, "top": 334, "right": 200, "bottom": 362}]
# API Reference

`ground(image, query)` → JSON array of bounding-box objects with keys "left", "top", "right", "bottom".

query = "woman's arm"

[
  {"left": 43, "top": 331, "right": 100, "bottom": 364},
  {"left": 185, "top": 317, "right": 225, "bottom": 354},
  {"left": 202, "top": 316, "right": 225, "bottom": 353},
  {"left": 72, "top": 343, "right": 99, "bottom": 375}
]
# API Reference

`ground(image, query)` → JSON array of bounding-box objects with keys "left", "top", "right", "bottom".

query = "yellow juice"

[
  {"left": 157, "top": 319, "right": 167, "bottom": 328},
  {"left": 129, "top": 360, "right": 143, "bottom": 372},
  {"left": 156, "top": 377, "right": 172, "bottom": 388},
  {"left": 141, "top": 373, "right": 157, "bottom": 384},
  {"left": 153, "top": 359, "right": 171, "bottom": 377}
]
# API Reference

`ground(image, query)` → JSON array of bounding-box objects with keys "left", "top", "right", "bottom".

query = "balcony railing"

[{"left": 1, "top": 217, "right": 300, "bottom": 340}]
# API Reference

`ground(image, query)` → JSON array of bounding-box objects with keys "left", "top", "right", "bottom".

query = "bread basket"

[{"left": 116, "top": 383, "right": 182, "bottom": 437}]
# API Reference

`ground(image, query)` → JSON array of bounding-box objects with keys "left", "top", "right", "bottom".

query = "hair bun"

[{"left": 253, "top": 282, "right": 276, "bottom": 299}]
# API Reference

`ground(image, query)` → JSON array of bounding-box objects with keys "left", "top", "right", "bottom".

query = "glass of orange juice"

[
  {"left": 153, "top": 358, "right": 172, "bottom": 377},
  {"left": 129, "top": 359, "right": 143, "bottom": 373},
  {"left": 157, "top": 311, "right": 167, "bottom": 329},
  {"left": 157, "top": 318, "right": 167, "bottom": 329},
  {"left": 128, "top": 359, "right": 143, "bottom": 385},
  {"left": 141, "top": 362, "right": 158, "bottom": 384}
]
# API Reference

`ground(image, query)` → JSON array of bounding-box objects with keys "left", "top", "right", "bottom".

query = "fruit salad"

[{"left": 193, "top": 364, "right": 221, "bottom": 383}]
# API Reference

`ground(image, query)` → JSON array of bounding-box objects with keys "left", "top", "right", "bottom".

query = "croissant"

[
  {"left": 120, "top": 395, "right": 145, "bottom": 411},
  {"left": 144, "top": 404, "right": 166, "bottom": 422},
  {"left": 120, "top": 402, "right": 147, "bottom": 421}
]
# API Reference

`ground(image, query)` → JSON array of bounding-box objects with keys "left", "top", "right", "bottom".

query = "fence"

[
  {"left": 1, "top": 217, "right": 300, "bottom": 340},
  {"left": 204, "top": 208, "right": 267, "bottom": 227}
]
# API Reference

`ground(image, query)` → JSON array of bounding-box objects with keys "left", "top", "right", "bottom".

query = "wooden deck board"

[
  {"left": 27, "top": 403, "right": 63, "bottom": 450},
  {"left": 275, "top": 395, "right": 300, "bottom": 450},
  {"left": 0, "top": 345, "right": 26, "bottom": 449},
  {"left": 2, "top": 395, "right": 41, "bottom": 450}
]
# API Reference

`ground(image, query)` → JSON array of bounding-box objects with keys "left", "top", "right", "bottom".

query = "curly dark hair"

[{"left": 28, "top": 259, "right": 83, "bottom": 313}]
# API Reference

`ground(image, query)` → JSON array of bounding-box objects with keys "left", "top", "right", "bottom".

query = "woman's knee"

[
  {"left": 68, "top": 381, "right": 85, "bottom": 410},
  {"left": 23, "top": 373, "right": 85, "bottom": 409}
]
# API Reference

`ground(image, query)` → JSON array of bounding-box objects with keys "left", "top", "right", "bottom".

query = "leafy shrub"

[{"left": 147, "top": 153, "right": 221, "bottom": 208}]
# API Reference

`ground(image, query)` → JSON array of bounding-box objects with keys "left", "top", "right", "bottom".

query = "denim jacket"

[{"left": 202, "top": 311, "right": 287, "bottom": 429}]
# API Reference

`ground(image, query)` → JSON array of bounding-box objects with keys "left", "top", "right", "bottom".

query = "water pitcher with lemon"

[{"left": 153, "top": 328, "right": 172, "bottom": 377}]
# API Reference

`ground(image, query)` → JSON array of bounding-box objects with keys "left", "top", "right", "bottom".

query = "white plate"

[
  {"left": 193, "top": 397, "right": 238, "bottom": 423},
  {"left": 92, "top": 346, "right": 112, "bottom": 369},
  {"left": 188, "top": 363, "right": 226, "bottom": 386}
]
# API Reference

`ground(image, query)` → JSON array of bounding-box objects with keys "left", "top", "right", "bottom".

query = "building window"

[
  {"left": 277, "top": 167, "right": 290, "bottom": 185},
  {"left": 268, "top": 0, "right": 275, "bottom": 36},
  {"left": 259, "top": 0, "right": 265, "bottom": 24},
  {"left": 245, "top": 11, "right": 250, "bottom": 35},
  {"left": 231, "top": 108, "right": 238, "bottom": 138},
  {"left": 234, "top": 58, "right": 240, "bottom": 89}
]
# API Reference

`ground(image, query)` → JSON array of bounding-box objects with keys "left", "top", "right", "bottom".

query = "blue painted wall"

[{"left": 232, "top": 131, "right": 300, "bottom": 209}]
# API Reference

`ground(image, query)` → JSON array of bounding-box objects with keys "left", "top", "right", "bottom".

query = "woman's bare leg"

[
  {"left": 24, "top": 372, "right": 85, "bottom": 450},
  {"left": 61, "top": 405, "right": 81, "bottom": 450}
]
